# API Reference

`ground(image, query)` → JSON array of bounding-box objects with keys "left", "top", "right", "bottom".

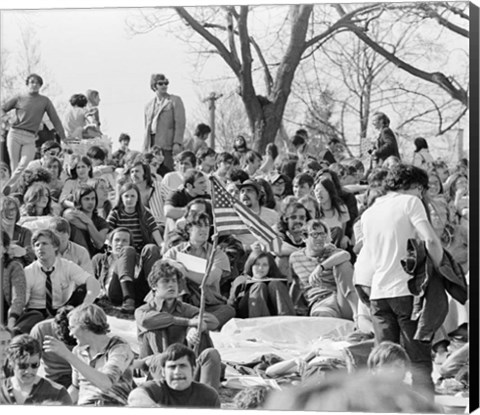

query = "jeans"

[
  {"left": 370, "top": 296, "right": 434, "bottom": 398},
  {"left": 194, "top": 348, "right": 222, "bottom": 391},
  {"left": 311, "top": 262, "right": 357, "bottom": 320},
  {"left": 6, "top": 128, "right": 37, "bottom": 188},
  {"left": 107, "top": 244, "right": 161, "bottom": 305}
]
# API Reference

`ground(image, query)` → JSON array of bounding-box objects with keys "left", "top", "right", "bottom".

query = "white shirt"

[
  {"left": 25, "top": 256, "right": 92, "bottom": 310},
  {"left": 360, "top": 192, "right": 429, "bottom": 300}
]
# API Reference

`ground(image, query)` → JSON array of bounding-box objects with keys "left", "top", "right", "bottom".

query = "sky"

[
  {"left": 1, "top": 5, "right": 234, "bottom": 152},
  {"left": 1, "top": 0, "right": 475, "bottom": 157}
]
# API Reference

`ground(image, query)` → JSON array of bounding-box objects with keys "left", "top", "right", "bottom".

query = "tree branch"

[
  {"left": 419, "top": 4, "right": 468, "bottom": 37},
  {"left": 174, "top": 7, "right": 241, "bottom": 74},
  {"left": 334, "top": 5, "right": 468, "bottom": 107}
]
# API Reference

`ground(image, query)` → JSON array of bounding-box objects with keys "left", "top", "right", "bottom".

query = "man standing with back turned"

[{"left": 357, "top": 164, "right": 443, "bottom": 399}]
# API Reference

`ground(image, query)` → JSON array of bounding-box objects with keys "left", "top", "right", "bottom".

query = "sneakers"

[{"left": 121, "top": 298, "right": 136, "bottom": 314}]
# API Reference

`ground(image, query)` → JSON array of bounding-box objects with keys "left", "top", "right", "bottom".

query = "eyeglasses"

[
  {"left": 17, "top": 362, "right": 40, "bottom": 370},
  {"left": 156, "top": 81, "right": 169, "bottom": 86},
  {"left": 307, "top": 231, "right": 327, "bottom": 239}
]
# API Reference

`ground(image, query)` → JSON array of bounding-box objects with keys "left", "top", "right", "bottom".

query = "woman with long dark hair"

[
  {"left": 228, "top": 249, "right": 295, "bottom": 318},
  {"left": 314, "top": 177, "right": 350, "bottom": 249},
  {"left": 106, "top": 182, "right": 163, "bottom": 251},
  {"left": 59, "top": 155, "right": 93, "bottom": 209},
  {"left": 412, "top": 137, "right": 433, "bottom": 169},
  {"left": 63, "top": 183, "right": 109, "bottom": 257}
]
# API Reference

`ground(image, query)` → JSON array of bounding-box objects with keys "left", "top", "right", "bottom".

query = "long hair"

[
  {"left": 113, "top": 182, "right": 153, "bottom": 244},
  {"left": 21, "top": 182, "right": 53, "bottom": 216},
  {"left": 244, "top": 251, "right": 284, "bottom": 280},
  {"left": 1, "top": 229, "right": 12, "bottom": 266},
  {"left": 72, "top": 184, "right": 99, "bottom": 218},
  {"left": 87, "top": 177, "right": 112, "bottom": 217},
  {"left": 69, "top": 156, "right": 93, "bottom": 180},
  {"left": 315, "top": 177, "right": 347, "bottom": 217}
]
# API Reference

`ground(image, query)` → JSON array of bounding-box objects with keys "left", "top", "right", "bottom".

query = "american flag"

[{"left": 210, "top": 176, "right": 281, "bottom": 253}]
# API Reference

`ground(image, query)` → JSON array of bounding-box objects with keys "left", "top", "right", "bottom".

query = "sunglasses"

[
  {"left": 17, "top": 362, "right": 40, "bottom": 370},
  {"left": 156, "top": 81, "right": 169, "bottom": 86}
]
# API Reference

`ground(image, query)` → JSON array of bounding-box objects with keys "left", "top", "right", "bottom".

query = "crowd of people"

[{"left": 0, "top": 72, "right": 470, "bottom": 410}]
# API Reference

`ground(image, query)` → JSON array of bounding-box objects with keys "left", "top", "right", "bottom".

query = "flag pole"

[{"left": 194, "top": 176, "right": 219, "bottom": 356}]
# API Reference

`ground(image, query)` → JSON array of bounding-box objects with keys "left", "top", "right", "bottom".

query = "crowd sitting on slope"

[{"left": 0, "top": 73, "right": 469, "bottom": 410}]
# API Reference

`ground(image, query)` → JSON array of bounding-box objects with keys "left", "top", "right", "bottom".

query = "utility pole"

[{"left": 203, "top": 92, "right": 223, "bottom": 149}]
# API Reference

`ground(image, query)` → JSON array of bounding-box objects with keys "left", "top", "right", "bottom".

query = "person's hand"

[
  {"left": 8, "top": 243, "right": 26, "bottom": 258},
  {"left": 251, "top": 241, "right": 263, "bottom": 254},
  {"left": 188, "top": 317, "right": 206, "bottom": 332},
  {"left": 186, "top": 327, "right": 201, "bottom": 347},
  {"left": 43, "top": 335, "right": 72, "bottom": 360}
]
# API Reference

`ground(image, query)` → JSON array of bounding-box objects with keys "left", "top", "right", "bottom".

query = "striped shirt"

[
  {"left": 106, "top": 209, "right": 158, "bottom": 252},
  {"left": 146, "top": 180, "right": 165, "bottom": 226}
]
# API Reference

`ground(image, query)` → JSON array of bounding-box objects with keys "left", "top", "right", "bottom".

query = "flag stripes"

[{"left": 210, "top": 176, "right": 281, "bottom": 252}]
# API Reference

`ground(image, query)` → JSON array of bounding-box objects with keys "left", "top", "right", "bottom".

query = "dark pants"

[
  {"left": 15, "top": 284, "right": 87, "bottom": 334},
  {"left": 107, "top": 244, "right": 161, "bottom": 306},
  {"left": 370, "top": 296, "right": 434, "bottom": 398}
]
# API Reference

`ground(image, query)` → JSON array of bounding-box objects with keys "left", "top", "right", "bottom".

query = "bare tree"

[{"left": 128, "top": 3, "right": 469, "bottom": 153}]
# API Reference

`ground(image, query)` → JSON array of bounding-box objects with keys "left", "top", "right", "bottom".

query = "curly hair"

[
  {"left": 54, "top": 306, "right": 77, "bottom": 347},
  {"left": 147, "top": 259, "right": 185, "bottom": 290},
  {"left": 384, "top": 164, "right": 429, "bottom": 192}
]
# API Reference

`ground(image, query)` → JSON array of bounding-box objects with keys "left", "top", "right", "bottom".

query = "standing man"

[
  {"left": 1, "top": 73, "right": 66, "bottom": 193},
  {"left": 357, "top": 164, "right": 443, "bottom": 398},
  {"left": 371, "top": 112, "right": 400, "bottom": 165},
  {"left": 143, "top": 74, "right": 186, "bottom": 171}
]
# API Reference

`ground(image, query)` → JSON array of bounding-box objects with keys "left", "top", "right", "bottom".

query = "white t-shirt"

[{"left": 360, "top": 192, "right": 429, "bottom": 300}]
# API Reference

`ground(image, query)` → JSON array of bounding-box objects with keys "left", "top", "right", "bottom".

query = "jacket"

[
  {"left": 401, "top": 239, "right": 468, "bottom": 342},
  {"left": 143, "top": 93, "right": 186, "bottom": 152}
]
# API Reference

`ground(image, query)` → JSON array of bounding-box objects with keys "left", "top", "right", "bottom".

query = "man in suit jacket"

[
  {"left": 143, "top": 74, "right": 186, "bottom": 170},
  {"left": 371, "top": 112, "right": 400, "bottom": 165}
]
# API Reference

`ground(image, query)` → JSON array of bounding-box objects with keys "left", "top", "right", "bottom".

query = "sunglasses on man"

[{"left": 17, "top": 362, "right": 40, "bottom": 370}]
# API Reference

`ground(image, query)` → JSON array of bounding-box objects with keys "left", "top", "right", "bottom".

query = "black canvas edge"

[{"left": 469, "top": 1, "right": 479, "bottom": 413}]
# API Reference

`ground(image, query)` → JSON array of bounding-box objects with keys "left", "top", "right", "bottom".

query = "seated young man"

[
  {"left": 292, "top": 173, "right": 314, "bottom": 199},
  {"left": 16, "top": 229, "right": 101, "bottom": 334},
  {"left": 128, "top": 343, "right": 220, "bottom": 408},
  {"left": 135, "top": 259, "right": 222, "bottom": 391},
  {"left": 289, "top": 219, "right": 358, "bottom": 319},
  {"left": 163, "top": 212, "right": 235, "bottom": 328},
  {"left": 92, "top": 227, "right": 161, "bottom": 312}
]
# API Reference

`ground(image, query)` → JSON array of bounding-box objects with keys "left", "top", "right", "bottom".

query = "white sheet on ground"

[{"left": 210, "top": 316, "right": 355, "bottom": 364}]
